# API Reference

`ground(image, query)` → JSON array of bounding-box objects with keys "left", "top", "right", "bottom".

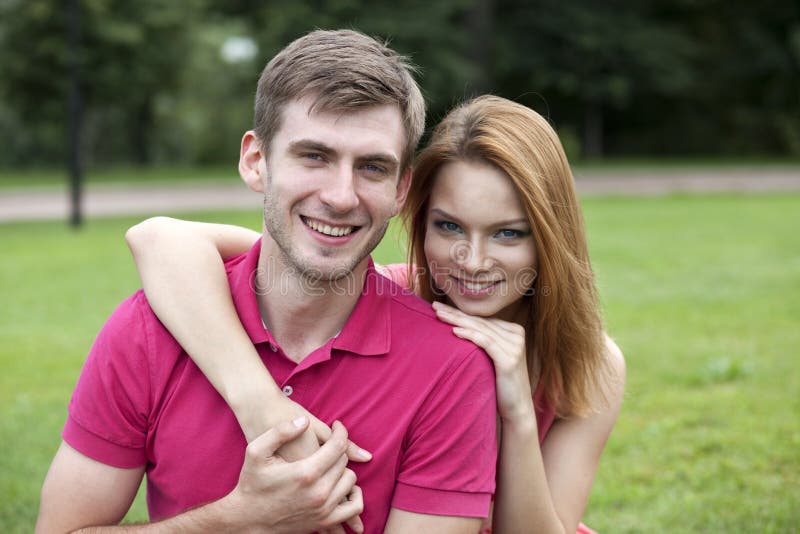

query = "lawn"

[{"left": 1, "top": 193, "right": 798, "bottom": 532}]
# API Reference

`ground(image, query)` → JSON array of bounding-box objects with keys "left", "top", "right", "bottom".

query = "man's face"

[{"left": 241, "top": 97, "right": 410, "bottom": 281}]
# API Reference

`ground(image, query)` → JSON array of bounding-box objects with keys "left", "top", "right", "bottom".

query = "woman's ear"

[{"left": 239, "top": 131, "right": 265, "bottom": 193}]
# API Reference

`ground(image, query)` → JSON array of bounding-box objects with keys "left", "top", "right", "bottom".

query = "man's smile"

[{"left": 301, "top": 215, "right": 361, "bottom": 238}]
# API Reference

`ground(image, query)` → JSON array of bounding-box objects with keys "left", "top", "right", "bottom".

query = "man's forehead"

[{"left": 276, "top": 97, "right": 405, "bottom": 156}]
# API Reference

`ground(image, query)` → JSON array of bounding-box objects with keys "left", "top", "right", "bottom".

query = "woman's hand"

[
  {"left": 257, "top": 394, "right": 372, "bottom": 464},
  {"left": 433, "top": 301, "right": 535, "bottom": 424}
]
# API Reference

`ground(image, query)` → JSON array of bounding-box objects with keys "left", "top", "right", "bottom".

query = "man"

[{"left": 37, "top": 30, "right": 497, "bottom": 533}]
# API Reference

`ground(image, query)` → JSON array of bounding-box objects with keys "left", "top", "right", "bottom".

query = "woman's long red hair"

[{"left": 403, "top": 95, "right": 612, "bottom": 416}]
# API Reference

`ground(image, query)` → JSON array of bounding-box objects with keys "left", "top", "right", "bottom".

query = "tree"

[
  {"left": 0, "top": 0, "right": 201, "bottom": 166},
  {"left": 493, "top": 0, "right": 697, "bottom": 158}
]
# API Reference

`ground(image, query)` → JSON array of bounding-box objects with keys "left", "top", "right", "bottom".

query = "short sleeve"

[
  {"left": 62, "top": 292, "right": 152, "bottom": 468},
  {"left": 393, "top": 348, "right": 497, "bottom": 517}
]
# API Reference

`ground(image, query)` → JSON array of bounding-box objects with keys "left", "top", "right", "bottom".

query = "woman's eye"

[
  {"left": 437, "top": 221, "right": 462, "bottom": 233},
  {"left": 496, "top": 229, "right": 523, "bottom": 239}
]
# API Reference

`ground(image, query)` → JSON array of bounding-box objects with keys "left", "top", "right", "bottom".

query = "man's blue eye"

[{"left": 364, "top": 164, "right": 386, "bottom": 173}]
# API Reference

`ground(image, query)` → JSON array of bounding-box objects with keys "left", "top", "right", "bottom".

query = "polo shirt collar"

[
  {"left": 227, "top": 239, "right": 391, "bottom": 357},
  {"left": 331, "top": 259, "right": 391, "bottom": 357}
]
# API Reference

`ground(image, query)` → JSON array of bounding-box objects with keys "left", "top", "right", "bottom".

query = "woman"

[{"left": 127, "top": 95, "right": 625, "bottom": 533}]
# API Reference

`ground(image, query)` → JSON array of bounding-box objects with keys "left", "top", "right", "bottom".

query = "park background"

[{"left": 1, "top": 1, "right": 799, "bottom": 532}]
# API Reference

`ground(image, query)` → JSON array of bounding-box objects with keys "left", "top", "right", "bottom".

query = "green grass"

[
  {"left": 2, "top": 194, "right": 799, "bottom": 532},
  {"left": 583, "top": 194, "right": 800, "bottom": 532}
]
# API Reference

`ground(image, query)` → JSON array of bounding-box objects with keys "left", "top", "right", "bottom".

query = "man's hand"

[
  {"left": 250, "top": 395, "right": 372, "bottom": 464},
  {"left": 226, "top": 417, "right": 364, "bottom": 534}
]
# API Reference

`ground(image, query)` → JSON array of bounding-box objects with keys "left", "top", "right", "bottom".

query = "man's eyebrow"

[{"left": 288, "top": 139, "right": 335, "bottom": 155}]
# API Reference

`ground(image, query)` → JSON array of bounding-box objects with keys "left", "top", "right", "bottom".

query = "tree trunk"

[
  {"left": 131, "top": 96, "right": 154, "bottom": 165},
  {"left": 467, "top": 0, "right": 494, "bottom": 94},
  {"left": 582, "top": 100, "right": 604, "bottom": 159},
  {"left": 67, "top": 0, "right": 83, "bottom": 228}
]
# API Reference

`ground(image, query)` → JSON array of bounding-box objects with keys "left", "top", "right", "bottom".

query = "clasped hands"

[{"left": 227, "top": 399, "right": 370, "bottom": 534}]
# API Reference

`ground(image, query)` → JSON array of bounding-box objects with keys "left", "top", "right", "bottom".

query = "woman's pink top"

[{"left": 377, "top": 263, "right": 595, "bottom": 534}]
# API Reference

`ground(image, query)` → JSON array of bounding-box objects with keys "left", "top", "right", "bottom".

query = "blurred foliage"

[{"left": 0, "top": 0, "right": 798, "bottom": 167}]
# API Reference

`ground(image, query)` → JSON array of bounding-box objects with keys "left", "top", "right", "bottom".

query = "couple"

[{"left": 37, "top": 29, "right": 624, "bottom": 533}]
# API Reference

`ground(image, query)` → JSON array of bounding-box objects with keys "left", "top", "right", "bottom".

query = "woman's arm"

[
  {"left": 126, "top": 217, "right": 281, "bottom": 440},
  {"left": 125, "top": 217, "right": 371, "bottom": 464},
  {"left": 433, "top": 302, "right": 625, "bottom": 534},
  {"left": 495, "top": 337, "right": 625, "bottom": 534}
]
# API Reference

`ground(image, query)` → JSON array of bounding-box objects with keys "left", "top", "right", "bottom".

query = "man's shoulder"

[
  {"left": 384, "top": 285, "right": 491, "bottom": 368},
  {"left": 100, "top": 289, "right": 182, "bottom": 357}
]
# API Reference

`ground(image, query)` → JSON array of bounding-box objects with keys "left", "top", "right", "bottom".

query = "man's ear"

[
  {"left": 239, "top": 131, "right": 265, "bottom": 193},
  {"left": 391, "top": 167, "right": 413, "bottom": 216}
]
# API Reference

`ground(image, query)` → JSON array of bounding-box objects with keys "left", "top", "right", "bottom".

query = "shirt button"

[{"left": 282, "top": 385, "right": 293, "bottom": 396}]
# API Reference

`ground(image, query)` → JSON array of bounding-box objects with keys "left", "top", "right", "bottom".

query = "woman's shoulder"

[
  {"left": 593, "top": 332, "right": 626, "bottom": 412},
  {"left": 375, "top": 262, "right": 412, "bottom": 290},
  {"left": 603, "top": 333, "right": 626, "bottom": 386}
]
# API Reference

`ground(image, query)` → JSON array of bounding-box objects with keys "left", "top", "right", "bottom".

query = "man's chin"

[{"left": 293, "top": 256, "right": 368, "bottom": 282}]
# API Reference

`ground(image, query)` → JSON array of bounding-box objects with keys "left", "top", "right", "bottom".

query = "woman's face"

[{"left": 424, "top": 159, "right": 538, "bottom": 321}]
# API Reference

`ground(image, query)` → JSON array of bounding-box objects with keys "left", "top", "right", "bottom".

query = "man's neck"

[{"left": 255, "top": 242, "right": 367, "bottom": 363}]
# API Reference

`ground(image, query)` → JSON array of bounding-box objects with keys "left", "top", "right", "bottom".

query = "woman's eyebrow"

[{"left": 429, "top": 207, "right": 527, "bottom": 227}]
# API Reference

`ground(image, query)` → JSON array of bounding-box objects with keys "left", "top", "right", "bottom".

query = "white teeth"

[
  {"left": 304, "top": 217, "right": 354, "bottom": 237},
  {"left": 461, "top": 280, "right": 496, "bottom": 291}
]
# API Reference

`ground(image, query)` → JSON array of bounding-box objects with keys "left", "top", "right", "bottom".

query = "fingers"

[
  {"left": 433, "top": 302, "right": 524, "bottom": 354},
  {"left": 323, "top": 468, "right": 357, "bottom": 512},
  {"left": 296, "top": 420, "right": 349, "bottom": 482},
  {"left": 345, "top": 514, "right": 365, "bottom": 534},
  {"left": 451, "top": 326, "right": 498, "bottom": 354},
  {"left": 332, "top": 486, "right": 365, "bottom": 533},
  {"left": 309, "top": 414, "right": 333, "bottom": 442},
  {"left": 246, "top": 416, "right": 309, "bottom": 461},
  {"left": 433, "top": 301, "right": 496, "bottom": 333},
  {"left": 433, "top": 301, "right": 520, "bottom": 332},
  {"left": 310, "top": 416, "right": 372, "bottom": 462},
  {"left": 345, "top": 440, "right": 372, "bottom": 462},
  {"left": 276, "top": 426, "right": 320, "bottom": 462}
]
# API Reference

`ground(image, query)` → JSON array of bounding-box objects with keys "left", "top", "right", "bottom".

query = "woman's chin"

[{"left": 446, "top": 295, "right": 501, "bottom": 318}]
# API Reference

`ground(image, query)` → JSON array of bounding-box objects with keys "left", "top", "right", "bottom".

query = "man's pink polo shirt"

[{"left": 63, "top": 240, "right": 497, "bottom": 531}]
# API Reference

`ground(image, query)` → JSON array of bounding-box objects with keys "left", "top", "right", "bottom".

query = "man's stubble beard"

[{"left": 261, "top": 178, "right": 391, "bottom": 283}]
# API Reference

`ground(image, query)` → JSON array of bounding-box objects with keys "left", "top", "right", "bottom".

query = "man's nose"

[{"left": 319, "top": 165, "right": 359, "bottom": 213}]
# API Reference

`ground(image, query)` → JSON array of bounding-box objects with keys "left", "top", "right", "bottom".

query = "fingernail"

[
  {"left": 293, "top": 416, "right": 307, "bottom": 428},
  {"left": 358, "top": 448, "right": 372, "bottom": 460}
]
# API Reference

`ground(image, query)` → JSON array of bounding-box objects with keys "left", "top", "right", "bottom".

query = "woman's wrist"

[
  {"left": 226, "top": 380, "right": 290, "bottom": 439},
  {"left": 500, "top": 403, "right": 538, "bottom": 437}
]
